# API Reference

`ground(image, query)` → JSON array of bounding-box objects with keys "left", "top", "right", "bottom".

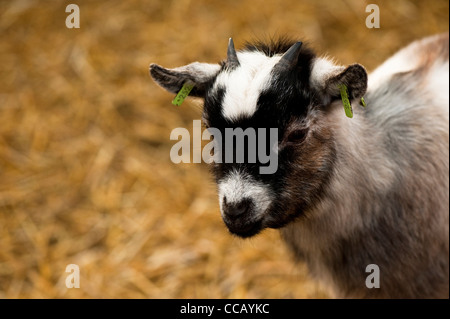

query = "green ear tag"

[
  {"left": 338, "top": 84, "right": 353, "bottom": 118},
  {"left": 360, "top": 97, "right": 366, "bottom": 107},
  {"left": 172, "top": 82, "right": 194, "bottom": 106}
]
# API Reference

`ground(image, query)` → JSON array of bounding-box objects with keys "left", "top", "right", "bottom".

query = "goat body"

[{"left": 150, "top": 33, "right": 449, "bottom": 298}]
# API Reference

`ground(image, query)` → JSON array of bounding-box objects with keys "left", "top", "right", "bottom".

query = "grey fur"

[{"left": 282, "top": 33, "right": 449, "bottom": 298}]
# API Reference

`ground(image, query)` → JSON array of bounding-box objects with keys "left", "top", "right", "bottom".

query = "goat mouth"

[{"left": 224, "top": 218, "right": 263, "bottom": 238}]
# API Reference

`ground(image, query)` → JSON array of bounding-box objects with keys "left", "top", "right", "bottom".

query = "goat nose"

[
  {"left": 223, "top": 197, "right": 252, "bottom": 219},
  {"left": 228, "top": 202, "right": 248, "bottom": 218}
]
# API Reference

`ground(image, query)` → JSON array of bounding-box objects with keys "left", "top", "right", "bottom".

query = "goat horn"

[
  {"left": 274, "top": 41, "right": 303, "bottom": 71},
  {"left": 226, "top": 38, "right": 240, "bottom": 69}
]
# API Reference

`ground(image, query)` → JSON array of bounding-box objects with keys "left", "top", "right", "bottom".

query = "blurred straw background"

[{"left": 0, "top": 0, "right": 448, "bottom": 298}]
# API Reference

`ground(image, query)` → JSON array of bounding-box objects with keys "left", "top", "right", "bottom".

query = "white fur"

[
  {"left": 368, "top": 33, "right": 448, "bottom": 90},
  {"left": 309, "top": 57, "right": 343, "bottom": 89},
  {"left": 189, "top": 62, "right": 222, "bottom": 78},
  {"left": 426, "top": 59, "right": 449, "bottom": 118},
  {"left": 214, "top": 51, "right": 282, "bottom": 121},
  {"left": 366, "top": 35, "right": 449, "bottom": 126},
  {"left": 218, "top": 169, "right": 273, "bottom": 219}
]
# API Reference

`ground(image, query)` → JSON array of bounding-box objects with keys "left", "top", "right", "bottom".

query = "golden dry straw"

[{"left": 0, "top": 0, "right": 448, "bottom": 298}]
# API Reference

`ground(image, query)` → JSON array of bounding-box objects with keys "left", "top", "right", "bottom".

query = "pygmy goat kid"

[{"left": 150, "top": 33, "right": 449, "bottom": 298}]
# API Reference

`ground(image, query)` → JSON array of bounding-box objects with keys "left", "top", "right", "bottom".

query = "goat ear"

[
  {"left": 311, "top": 59, "right": 368, "bottom": 105},
  {"left": 149, "top": 62, "right": 221, "bottom": 98}
]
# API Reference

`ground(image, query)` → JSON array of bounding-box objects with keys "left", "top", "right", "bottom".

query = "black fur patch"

[{"left": 244, "top": 36, "right": 313, "bottom": 57}]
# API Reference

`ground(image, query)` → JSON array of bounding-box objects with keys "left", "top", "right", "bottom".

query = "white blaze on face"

[
  {"left": 218, "top": 170, "right": 273, "bottom": 218},
  {"left": 213, "top": 51, "right": 282, "bottom": 121}
]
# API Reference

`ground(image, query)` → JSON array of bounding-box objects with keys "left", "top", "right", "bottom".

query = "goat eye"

[{"left": 287, "top": 129, "right": 308, "bottom": 144}]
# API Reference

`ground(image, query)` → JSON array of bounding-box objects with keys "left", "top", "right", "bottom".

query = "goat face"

[{"left": 150, "top": 38, "right": 367, "bottom": 238}]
